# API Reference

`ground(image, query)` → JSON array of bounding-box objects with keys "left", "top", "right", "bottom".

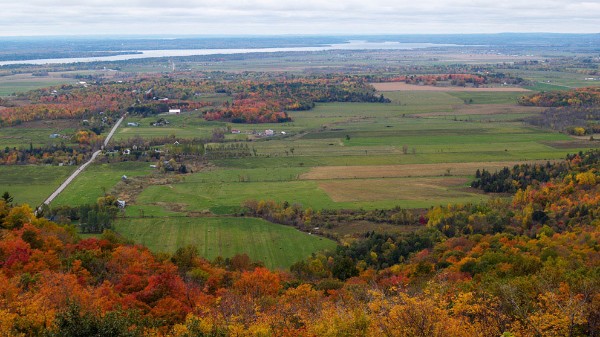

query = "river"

[{"left": 0, "top": 41, "right": 459, "bottom": 66}]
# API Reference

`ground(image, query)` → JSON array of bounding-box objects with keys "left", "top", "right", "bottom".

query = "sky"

[{"left": 0, "top": 0, "right": 599, "bottom": 36}]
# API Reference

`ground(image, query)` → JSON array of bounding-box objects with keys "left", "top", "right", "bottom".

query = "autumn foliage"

[
  {"left": 0, "top": 153, "right": 598, "bottom": 336},
  {"left": 519, "top": 87, "right": 600, "bottom": 107}
]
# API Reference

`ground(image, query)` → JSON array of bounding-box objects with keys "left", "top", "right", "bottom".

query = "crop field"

[
  {"left": 0, "top": 165, "right": 74, "bottom": 206},
  {"left": 114, "top": 217, "right": 337, "bottom": 269},
  {"left": 0, "top": 74, "right": 72, "bottom": 96},
  {"left": 318, "top": 177, "right": 473, "bottom": 202},
  {"left": 299, "top": 161, "right": 551, "bottom": 180},
  {"left": 0, "top": 71, "right": 122, "bottom": 97}
]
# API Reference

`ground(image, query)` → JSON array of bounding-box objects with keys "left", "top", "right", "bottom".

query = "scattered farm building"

[
  {"left": 168, "top": 109, "right": 181, "bottom": 114},
  {"left": 127, "top": 122, "right": 140, "bottom": 127}
]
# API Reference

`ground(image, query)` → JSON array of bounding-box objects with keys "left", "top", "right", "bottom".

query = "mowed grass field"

[
  {"left": 53, "top": 161, "right": 154, "bottom": 206},
  {"left": 114, "top": 217, "right": 337, "bottom": 269},
  {"left": 0, "top": 165, "right": 74, "bottom": 206}
]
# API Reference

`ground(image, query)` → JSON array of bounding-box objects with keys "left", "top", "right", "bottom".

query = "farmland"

[
  {"left": 1, "top": 45, "right": 599, "bottom": 271},
  {"left": 116, "top": 95, "right": 594, "bottom": 215},
  {"left": 114, "top": 216, "right": 337, "bottom": 269}
]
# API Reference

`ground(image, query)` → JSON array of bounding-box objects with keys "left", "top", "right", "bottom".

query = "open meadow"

[
  {"left": 114, "top": 216, "right": 337, "bottom": 269},
  {"left": 0, "top": 165, "right": 74, "bottom": 206}
]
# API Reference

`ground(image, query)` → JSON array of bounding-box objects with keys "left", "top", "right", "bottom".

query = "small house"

[
  {"left": 49, "top": 133, "right": 60, "bottom": 139},
  {"left": 127, "top": 122, "right": 139, "bottom": 127},
  {"left": 231, "top": 129, "right": 241, "bottom": 134},
  {"left": 265, "top": 129, "right": 274, "bottom": 136},
  {"left": 168, "top": 109, "right": 181, "bottom": 115},
  {"left": 117, "top": 200, "right": 126, "bottom": 208}
]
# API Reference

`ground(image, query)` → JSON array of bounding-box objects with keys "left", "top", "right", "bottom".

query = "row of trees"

[
  {"left": 46, "top": 195, "right": 120, "bottom": 233},
  {"left": 370, "top": 73, "right": 528, "bottom": 87},
  {"left": 519, "top": 86, "right": 600, "bottom": 107}
]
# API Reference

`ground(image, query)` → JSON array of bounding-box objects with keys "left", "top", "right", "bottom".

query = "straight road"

[{"left": 40, "top": 114, "right": 126, "bottom": 207}]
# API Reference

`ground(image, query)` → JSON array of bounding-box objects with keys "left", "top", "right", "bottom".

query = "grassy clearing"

[
  {"left": 0, "top": 78, "right": 71, "bottom": 96},
  {"left": 53, "top": 161, "right": 154, "bottom": 206},
  {"left": 115, "top": 113, "right": 226, "bottom": 141},
  {"left": 136, "top": 178, "right": 332, "bottom": 214},
  {"left": 318, "top": 177, "right": 475, "bottom": 202},
  {"left": 0, "top": 119, "right": 81, "bottom": 148},
  {"left": 114, "top": 217, "right": 337, "bottom": 269},
  {"left": 0, "top": 165, "right": 74, "bottom": 206}
]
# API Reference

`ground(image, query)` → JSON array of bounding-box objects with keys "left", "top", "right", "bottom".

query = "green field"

[
  {"left": 0, "top": 165, "right": 74, "bottom": 206},
  {"left": 115, "top": 96, "right": 596, "bottom": 215},
  {"left": 447, "top": 92, "right": 525, "bottom": 104},
  {"left": 53, "top": 161, "right": 154, "bottom": 206},
  {"left": 114, "top": 217, "right": 337, "bottom": 269}
]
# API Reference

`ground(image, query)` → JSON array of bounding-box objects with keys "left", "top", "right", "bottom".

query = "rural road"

[{"left": 41, "top": 114, "right": 126, "bottom": 207}]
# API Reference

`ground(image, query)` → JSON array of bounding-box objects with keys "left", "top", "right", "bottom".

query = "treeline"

[
  {"left": 370, "top": 73, "right": 528, "bottom": 87},
  {"left": 518, "top": 86, "right": 600, "bottom": 107},
  {"left": 0, "top": 143, "right": 92, "bottom": 166},
  {"left": 471, "top": 150, "right": 600, "bottom": 193}
]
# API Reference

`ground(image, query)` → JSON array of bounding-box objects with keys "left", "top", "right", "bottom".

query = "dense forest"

[
  {"left": 0, "top": 152, "right": 598, "bottom": 336},
  {"left": 471, "top": 150, "right": 600, "bottom": 193}
]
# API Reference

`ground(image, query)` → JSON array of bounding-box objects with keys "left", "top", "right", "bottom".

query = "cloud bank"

[{"left": 1, "top": 0, "right": 598, "bottom": 36}]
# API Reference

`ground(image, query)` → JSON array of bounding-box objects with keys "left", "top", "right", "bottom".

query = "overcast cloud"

[{"left": 0, "top": 0, "right": 598, "bottom": 36}]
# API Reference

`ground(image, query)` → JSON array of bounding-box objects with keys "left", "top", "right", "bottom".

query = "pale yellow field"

[
  {"left": 318, "top": 177, "right": 471, "bottom": 202},
  {"left": 301, "top": 161, "right": 549, "bottom": 180},
  {"left": 371, "top": 82, "right": 531, "bottom": 92}
]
